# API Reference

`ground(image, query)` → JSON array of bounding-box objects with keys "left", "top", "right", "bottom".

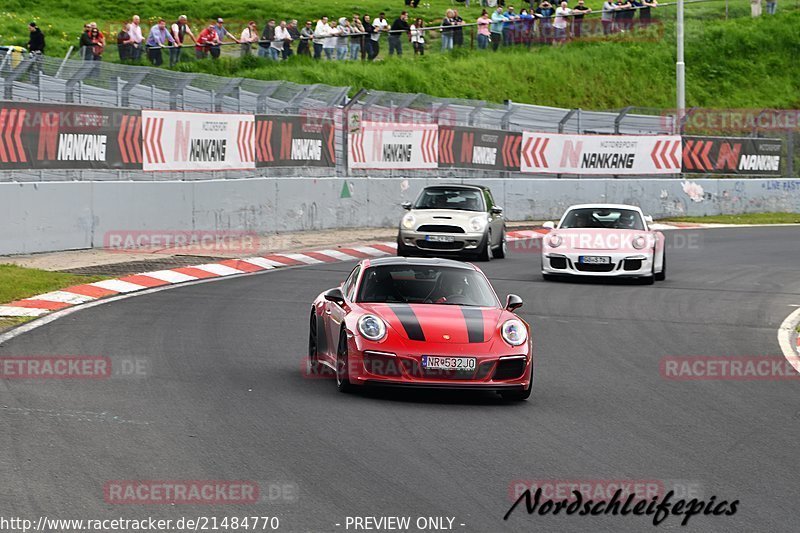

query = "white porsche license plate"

[
  {"left": 579, "top": 256, "right": 611, "bottom": 264},
  {"left": 421, "top": 356, "right": 477, "bottom": 371},
  {"left": 425, "top": 235, "right": 456, "bottom": 242}
]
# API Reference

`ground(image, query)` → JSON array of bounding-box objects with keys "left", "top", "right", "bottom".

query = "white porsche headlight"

[
  {"left": 632, "top": 236, "right": 647, "bottom": 250},
  {"left": 547, "top": 234, "right": 563, "bottom": 248},
  {"left": 358, "top": 315, "right": 387, "bottom": 341},
  {"left": 469, "top": 216, "right": 487, "bottom": 232},
  {"left": 501, "top": 319, "right": 527, "bottom": 347},
  {"left": 401, "top": 213, "right": 416, "bottom": 230}
]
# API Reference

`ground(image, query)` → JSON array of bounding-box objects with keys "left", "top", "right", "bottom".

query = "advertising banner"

[
  {"left": 0, "top": 102, "right": 142, "bottom": 170},
  {"left": 255, "top": 115, "right": 335, "bottom": 168},
  {"left": 520, "top": 133, "right": 682, "bottom": 175},
  {"left": 438, "top": 126, "right": 521, "bottom": 171},
  {"left": 349, "top": 122, "right": 438, "bottom": 170},
  {"left": 682, "top": 136, "right": 783, "bottom": 175},
  {"left": 141, "top": 110, "right": 255, "bottom": 171}
]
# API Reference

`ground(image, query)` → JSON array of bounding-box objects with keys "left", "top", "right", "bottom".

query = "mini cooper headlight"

[
  {"left": 547, "top": 234, "right": 563, "bottom": 248},
  {"left": 632, "top": 235, "right": 647, "bottom": 250},
  {"left": 358, "top": 315, "right": 387, "bottom": 341},
  {"left": 401, "top": 213, "right": 416, "bottom": 230},
  {"left": 469, "top": 216, "right": 487, "bottom": 232},
  {"left": 501, "top": 319, "right": 527, "bottom": 347}
]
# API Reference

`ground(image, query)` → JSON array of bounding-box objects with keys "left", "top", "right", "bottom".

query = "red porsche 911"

[{"left": 308, "top": 257, "right": 533, "bottom": 400}]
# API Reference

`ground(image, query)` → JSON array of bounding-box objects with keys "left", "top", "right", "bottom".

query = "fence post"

[
  {"left": 342, "top": 89, "right": 367, "bottom": 178},
  {"left": 614, "top": 106, "right": 633, "bottom": 134}
]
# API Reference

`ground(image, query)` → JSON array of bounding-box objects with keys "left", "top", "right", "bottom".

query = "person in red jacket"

[{"left": 195, "top": 25, "right": 220, "bottom": 59}]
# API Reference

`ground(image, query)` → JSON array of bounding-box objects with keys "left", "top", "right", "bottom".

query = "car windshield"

[
  {"left": 559, "top": 208, "right": 645, "bottom": 230},
  {"left": 413, "top": 188, "right": 484, "bottom": 212},
  {"left": 356, "top": 265, "right": 498, "bottom": 307}
]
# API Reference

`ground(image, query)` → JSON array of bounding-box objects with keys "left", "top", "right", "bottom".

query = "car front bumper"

[
  {"left": 542, "top": 251, "right": 654, "bottom": 277},
  {"left": 398, "top": 229, "right": 488, "bottom": 256}
]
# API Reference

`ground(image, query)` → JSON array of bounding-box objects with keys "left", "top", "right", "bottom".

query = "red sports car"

[{"left": 308, "top": 257, "right": 533, "bottom": 400}]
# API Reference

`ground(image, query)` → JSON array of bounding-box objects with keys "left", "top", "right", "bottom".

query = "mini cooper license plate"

[
  {"left": 579, "top": 255, "right": 611, "bottom": 264},
  {"left": 421, "top": 356, "right": 477, "bottom": 371},
  {"left": 425, "top": 235, "right": 456, "bottom": 243}
]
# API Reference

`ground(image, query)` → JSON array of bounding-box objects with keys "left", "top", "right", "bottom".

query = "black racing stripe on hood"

[
  {"left": 460, "top": 307, "right": 485, "bottom": 343},
  {"left": 388, "top": 305, "right": 426, "bottom": 342}
]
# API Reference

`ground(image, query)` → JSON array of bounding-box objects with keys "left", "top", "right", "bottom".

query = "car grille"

[
  {"left": 623, "top": 258, "right": 643, "bottom": 271},
  {"left": 493, "top": 358, "right": 526, "bottom": 380},
  {"left": 417, "top": 225, "right": 465, "bottom": 234},
  {"left": 549, "top": 256, "right": 567, "bottom": 269},
  {"left": 416, "top": 240, "right": 464, "bottom": 251},
  {"left": 575, "top": 262, "right": 615, "bottom": 272}
]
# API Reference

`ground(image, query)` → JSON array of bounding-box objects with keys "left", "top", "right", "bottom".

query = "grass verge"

[
  {"left": 662, "top": 213, "right": 800, "bottom": 225},
  {"left": 0, "top": 264, "right": 107, "bottom": 305}
]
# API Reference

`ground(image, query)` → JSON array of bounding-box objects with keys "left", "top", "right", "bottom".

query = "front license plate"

[
  {"left": 421, "top": 356, "right": 477, "bottom": 371},
  {"left": 425, "top": 235, "right": 456, "bottom": 242},
  {"left": 579, "top": 255, "right": 611, "bottom": 264}
]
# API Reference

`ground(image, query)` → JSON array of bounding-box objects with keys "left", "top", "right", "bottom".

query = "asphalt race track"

[{"left": 1, "top": 227, "right": 799, "bottom": 533}]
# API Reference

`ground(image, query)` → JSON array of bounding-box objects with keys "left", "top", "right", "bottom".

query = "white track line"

[
  {"left": 90, "top": 279, "right": 148, "bottom": 293},
  {"left": 777, "top": 307, "right": 800, "bottom": 374},
  {"left": 280, "top": 253, "right": 324, "bottom": 265},
  {"left": 31, "top": 291, "right": 96, "bottom": 305},
  {"left": 240, "top": 257, "right": 276, "bottom": 270},
  {"left": 144, "top": 270, "right": 198, "bottom": 283},
  {"left": 192, "top": 263, "right": 245, "bottom": 276}
]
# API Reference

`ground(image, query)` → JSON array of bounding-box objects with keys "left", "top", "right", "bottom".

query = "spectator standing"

[
  {"left": 89, "top": 23, "right": 105, "bottom": 61},
  {"left": 314, "top": 17, "right": 331, "bottom": 59},
  {"left": 286, "top": 21, "right": 300, "bottom": 58},
  {"left": 336, "top": 18, "right": 351, "bottom": 60},
  {"left": 324, "top": 20, "right": 338, "bottom": 59},
  {"left": 553, "top": 2, "right": 571, "bottom": 43},
  {"left": 195, "top": 24, "right": 219, "bottom": 59},
  {"left": 350, "top": 14, "right": 365, "bottom": 60},
  {"left": 240, "top": 21, "right": 259, "bottom": 57},
  {"left": 490, "top": 7, "right": 506, "bottom": 51},
  {"left": 502, "top": 6, "right": 518, "bottom": 46},
  {"left": 441, "top": 10, "right": 456, "bottom": 51},
  {"left": 452, "top": 10, "right": 465, "bottom": 47},
  {"left": 535, "top": 1, "right": 555, "bottom": 44},
  {"left": 389, "top": 12, "right": 410, "bottom": 56},
  {"left": 572, "top": 0, "right": 591, "bottom": 38},
  {"left": 372, "top": 13, "right": 389, "bottom": 59},
  {"left": 640, "top": 0, "right": 657, "bottom": 25},
  {"left": 171, "top": 15, "right": 195, "bottom": 66},
  {"left": 129, "top": 15, "right": 144, "bottom": 61},
  {"left": 410, "top": 18, "right": 425, "bottom": 55},
  {"left": 476, "top": 11, "right": 491, "bottom": 49},
  {"left": 211, "top": 18, "right": 239, "bottom": 59},
  {"left": 117, "top": 22, "right": 134, "bottom": 61},
  {"left": 615, "top": 0, "right": 633, "bottom": 31},
  {"left": 145, "top": 19, "right": 175, "bottom": 66},
  {"left": 272, "top": 21, "right": 291, "bottom": 61},
  {"left": 260, "top": 20, "right": 276, "bottom": 59},
  {"left": 364, "top": 15, "right": 377, "bottom": 59},
  {"left": 751, "top": 0, "right": 762, "bottom": 17},
  {"left": 79, "top": 24, "right": 93, "bottom": 60},
  {"left": 601, "top": 0, "right": 617, "bottom": 34},
  {"left": 519, "top": 9, "right": 534, "bottom": 45},
  {"left": 27, "top": 22, "right": 45, "bottom": 54},
  {"left": 765, "top": 0, "right": 776, "bottom": 14},
  {"left": 299, "top": 21, "right": 314, "bottom": 56}
]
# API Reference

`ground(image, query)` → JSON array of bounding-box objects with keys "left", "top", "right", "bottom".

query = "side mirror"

[
  {"left": 644, "top": 215, "right": 654, "bottom": 224},
  {"left": 323, "top": 287, "right": 345, "bottom": 305},
  {"left": 542, "top": 221, "right": 555, "bottom": 230},
  {"left": 401, "top": 201, "right": 413, "bottom": 210},
  {"left": 491, "top": 206, "right": 504, "bottom": 215},
  {"left": 505, "top": 294, "right": 523, "bottom": 311}
]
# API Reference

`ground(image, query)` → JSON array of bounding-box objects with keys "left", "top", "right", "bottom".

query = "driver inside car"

[{"left": 432, "top": 272, "right": 469, "bottom": 304}]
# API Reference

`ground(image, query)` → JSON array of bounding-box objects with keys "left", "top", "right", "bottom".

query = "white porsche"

[{"left": 541, "top": 204, "right": 666, "bottom": 284}]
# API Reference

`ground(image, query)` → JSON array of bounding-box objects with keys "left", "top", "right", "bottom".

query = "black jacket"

[{"left": 28, "top": 29, "right": 46, "bottom": 52}]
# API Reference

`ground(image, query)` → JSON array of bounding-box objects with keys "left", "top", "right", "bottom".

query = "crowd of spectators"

[{"left": 69, "top": 3, "right": 669, "bottom": 67}]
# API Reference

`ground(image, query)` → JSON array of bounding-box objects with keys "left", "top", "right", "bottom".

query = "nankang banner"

[
  {"left": 438, "top": 126, "right": 521, "bottom": 171},
  {"left": 141, "top": 110, "right": 255, "bottom": 172},
  {"left": 520, "top": 133, "right": 682, "bottom": 175},
  {"left": 682, "top": 136, "right": 783, "bottom": 175},
  {"left": 0, "top": 102, "right": 142, "bottom": 170},
  {"left": 255, "top": 115, "right": 335, "bottom": 168},
  {"left": 349, "top": 122, "right": 438, "bottom": 170}
]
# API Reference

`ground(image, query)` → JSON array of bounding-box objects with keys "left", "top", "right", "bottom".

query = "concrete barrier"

[{"left": 2, "top": 177, "right": 799, "bottom": 255}]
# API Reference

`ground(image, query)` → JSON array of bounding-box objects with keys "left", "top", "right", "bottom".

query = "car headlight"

[
  {"left": 501, "top": 319, "right": 527, "bottom": 346},
  {"left": 401, "top": 213, "right": 416, "bottom": 230},
  {"left": 547, "top": 234, "right": 563, "bottom": 248},
  {"left": 632, "top": 236, "right": 647, "bottom": 249},
  {"left": 358, "top": 315, "right": 387, "bottom": 341},
  {"left": 469, "top": 216, "right": 487, "bottom": 232}
]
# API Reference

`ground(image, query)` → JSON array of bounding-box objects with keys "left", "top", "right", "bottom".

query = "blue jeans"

[
  {"left": 337, "top": 45, "right": 349, "bottom": 60},
  {"left": 269, "top": 47, "right": 281, "bottom": 61},
  {"left": 441, "top": 33, "right": 453, "bottom": 51},
  {"left": 350, "top": 42, "right": 361, "bottom": 60},
  {"left": 258, "top": 47, "right": 269, "bottom": 58},
  {"left": 324, "top": 47, "right": 334, "bottom": 60},
  {"left": 766, "top": 1, "right": 777, "bottom": 13},
  {"left": 477, "top": 34, "right": 489, "bottom": 49}
]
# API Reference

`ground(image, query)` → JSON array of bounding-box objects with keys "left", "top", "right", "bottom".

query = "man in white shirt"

[
  {"left": 272, "top": 21, "right": 291, "bottom": 61},
  {"left": 129, "top": 14, "right": 144, "bottom": 61},
  {"left": 553, "top": 2, "right": 571, "bottom": 43},
  {"left": 170, "top": 15, "right": 195, "bottom": 66},
  {"left": 313, "top": 17, "right": 331, "bottom": 60},
  {"left": 371, "top": 12, "right": 389, "bottom": 60}
]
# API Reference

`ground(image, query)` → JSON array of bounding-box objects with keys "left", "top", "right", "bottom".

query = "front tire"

[
  {"left": 307, "top": 311, "right": 320, "bottom": 375},
  {"left": 494, "top": 228, "right": 507, "bottom": 259},
  {"left": 336, "top": 329, "right": 353, "bottom": 393},
  {"left": 655, "top": 252, "right": 666, "bottom": 281},
  {"left": 478, "top": 230, "right": 493, "bottom": 262}
]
